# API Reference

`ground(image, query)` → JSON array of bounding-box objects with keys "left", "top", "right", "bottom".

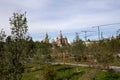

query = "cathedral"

[
  {"left": 56, "top": 31, "right": 68, "bottom": 47},
  {"left": 44, "top": 31, "right": 68, "bottom": 47}
]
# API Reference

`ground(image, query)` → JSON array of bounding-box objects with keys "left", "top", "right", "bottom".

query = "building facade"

[
  {"left": 44, "top": 31, "right": 68, "bottom": 47},
  {"left": 56, "top": 31, "right": 68, "bottom": 47}
]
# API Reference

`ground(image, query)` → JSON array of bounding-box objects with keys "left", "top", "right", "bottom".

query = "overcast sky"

[{"left": 0, "top": 0, "right": 120, "bottom": 41}]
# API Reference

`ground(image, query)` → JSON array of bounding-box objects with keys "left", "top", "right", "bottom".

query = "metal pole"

[
  {"left": 85, "top": 31, "right": 87, "bottom": 41},
  {"left": 98, "top": 26, "right": 100, "bottom": 40},
  {"left": 101, "top": 32, "right": 103, "bottom": 40}
]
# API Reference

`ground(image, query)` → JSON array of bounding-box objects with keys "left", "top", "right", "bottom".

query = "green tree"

[
  {"left": 10, "top": 12, "right": 28, "bottom": 39},
  {"left": 34, "top": 41, "right": 52, "bottom": 64},
  {"left": 0, "top": 29, "right": 6, "bottom": 41},
  {"left": 93, "top": 40, "right": 114, "bottom": 69},
  {"left": 6, "top": 12, "right": 29, "bottom": 80},
  {"left": 0, "top": 29, "right": 6, "bottom": 80},
  {"left": 39, "top": 42, "right": 52, "bottom": 62},
  {"left": 71, "top": 33, "right": 86, "bottom": 62}
]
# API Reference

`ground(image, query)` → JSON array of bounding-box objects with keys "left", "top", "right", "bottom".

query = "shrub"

[{"left": 42, "top": 64, "right": 56, "bottom": 80}]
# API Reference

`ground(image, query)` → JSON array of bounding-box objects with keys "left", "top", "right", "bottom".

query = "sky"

[{"left": 0, "top": 0, "right": 120, "bottom": 42}]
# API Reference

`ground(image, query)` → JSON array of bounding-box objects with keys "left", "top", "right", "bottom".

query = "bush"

[
  {"left": 42, "top": 64, "right": 56, "bottom": 80},
  {"left": 104, "top": 70, "right": 120, "bottom": 80}
]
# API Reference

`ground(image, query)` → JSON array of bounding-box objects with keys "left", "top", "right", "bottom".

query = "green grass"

[
  {"left": 22, "top": 63, "right": 43, "bottom": 80},
  {"left": 22, "top": 70, "right": 40, "bottom": 80},
  {"left": 95, "top": 70, "right": 120, "bottom": 80},
  {"left": 22, "top": 64, "right": 120, "bottom": 80}
]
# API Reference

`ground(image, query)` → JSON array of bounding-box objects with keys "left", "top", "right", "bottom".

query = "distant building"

[
  {"left": 44, "top": 32, "right": 49, "bottom": 43},
  {"left": 56, "top": 31, "right": 68, "bottom": 47},
  {"left": 43, "top": 31, "right": 68, "bottom": 47}
]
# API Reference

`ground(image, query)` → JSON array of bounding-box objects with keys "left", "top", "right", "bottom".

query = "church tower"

[
  {"left": 59, "top": 30, "right": 63, "bottom": 45},
  {"left": 57, "top": 31, "right": 63, "bottom": 47},
  {"left": 44, "top": 32, "right": 49, "bottom": 43}
]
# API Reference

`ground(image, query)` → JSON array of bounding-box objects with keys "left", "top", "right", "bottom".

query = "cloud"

[
  {"left": 0, "top": 0, "right": 120, "bottom": 41},
  {"left": 1, "top": 0, "right": 49, "bottom": 9},
  {"left": 28, "top": 11, "right": 120, "bottom": 34},
  {"left": 27, "top": 0, "right": 120, "bottom": 32}
]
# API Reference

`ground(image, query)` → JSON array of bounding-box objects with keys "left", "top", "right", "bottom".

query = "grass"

[
  {"left": 95, "top": 70, "right": 120, "bottom": 80},
  {"left": 22, "top": 63, "right": 120, "bottom": 80},
  {"left": 22, "top": 70, "right": 40, "bottom": 80}
]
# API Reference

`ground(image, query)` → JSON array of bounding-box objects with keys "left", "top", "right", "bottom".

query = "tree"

[
  {"left": 93, "top": 40, "right": 114, "bottom": 69},
  {"left": 34, "top": 41, "right": 52, "bottom": 64},
  {"left": 39, "top": 42, "right": 52, "bottom": 63},
  {"left": 71, "top": 33, "right": 86, "bottom": 62},
  {"left": 0, "top": 29, "right": 6, "bottom": 80},
  {"left": 0, "top": 29, "right": 6, "bottom": 41},
  {"left": 10, "top": 12, "right": 28, "bottom": 39},
  {"left": 6, "top": 12, "right": 29, "bottom": 80}
]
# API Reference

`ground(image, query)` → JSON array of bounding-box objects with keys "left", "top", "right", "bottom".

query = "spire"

[
  {"left": 44, "top": 32, "right": 49, "bottom": 43},
  {"left": 59, "top": 30, "right": 63, "bottom": 38},
  {"left": 45, "top": 32, "right": 48, "bottom": 39}
]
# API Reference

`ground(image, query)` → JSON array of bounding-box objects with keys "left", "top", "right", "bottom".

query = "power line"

[
  {"left": 92, "top": 23, "right": 120, "bottom": 27},
  {"left": 92, "top": 26, "right": 100, "bottom": 40},
  {"left": 92, "top": 23, "right": 120, "bottom": 40},
  {"left": 81, "top": 30, "right": 94, "bottom": 41},
  {"left": 116, "top": 29, "right": 120, "bottom": 36}
]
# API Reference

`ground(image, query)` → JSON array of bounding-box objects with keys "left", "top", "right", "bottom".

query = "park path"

[{"left": 50, "top": 62, "right": 120, "bottom": 72}]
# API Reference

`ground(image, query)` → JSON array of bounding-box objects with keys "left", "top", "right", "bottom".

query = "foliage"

[
  {"left": 104, "top": 71, "right": 120, "bottom": 80},
  {"left": 42, "top": 64, "right": 56, "bottom": 80},
  {"left": 96, "top": 40, "right": 114, "bottom": 63},
  {"left": 71, "top": 33, "right": 86, "bottom": 62},
  {"left": 2, "top": 12, "right": 30, "bottom": 80},
  {"left": 22, "top": 64, "right": 120, "bottom": 80},
  {"left": 22, "top": 70, "right": 40, "bottom": 80},
  {"left": 0, "top": 29, "right": 6, "bottom": 79},
  {"left": 10, "top": 12, "right": 28, "bottom": 39},
  {"left": 1, "top": 11, "right": 120, "bottom": 79},
  {"left": 0, "top": 29, "right": 6, "bottom": 41},
  {"left": 34, "top": 41, "right": 52, "bottom": 64}
]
